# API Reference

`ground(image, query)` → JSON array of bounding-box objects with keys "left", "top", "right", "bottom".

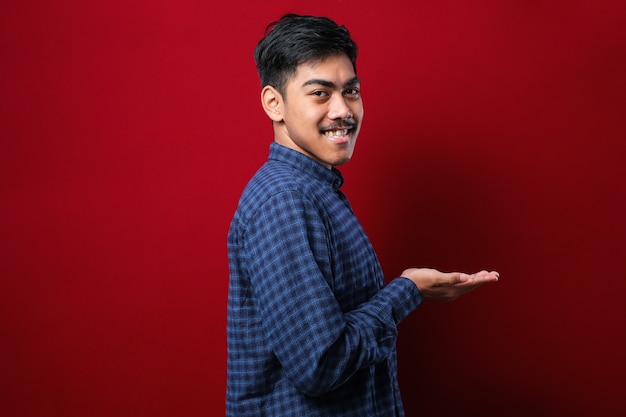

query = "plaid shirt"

[{"left": 227, "top": 143, "right": 422, "bottom": 416}]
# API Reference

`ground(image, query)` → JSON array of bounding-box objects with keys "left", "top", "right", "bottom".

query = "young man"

[{"left": 226, "top": 14, "right": 499, "bottom": 416}]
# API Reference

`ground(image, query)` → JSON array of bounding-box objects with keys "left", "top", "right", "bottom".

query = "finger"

[
  {"left": 481, "top": 271, "right": 499, "bottom": 281},
  {"left": 434, "top": 272, "right": 463, "bottom": 287},
  {"left": 456, "top": 272, "right": 498, "bottom": 287},
  {"left": 458, "top": 273, "right": 470, "bottom": 283},
  {"left": 476, "top": 271, "right": 499, "bottom": 283},
  {"left": 473, "top": 270, "right": 497, "bottom": 280}
]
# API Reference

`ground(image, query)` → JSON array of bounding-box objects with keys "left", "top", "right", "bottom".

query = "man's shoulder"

[
  {"left": 246, "top": 159, "right": 308, "bottom": 195},
  {"left": 230, "top": 160, "right": 318, "bottom": 231},
  {"left": 236, "top": 160, "right": 310, "bottom": 210}
]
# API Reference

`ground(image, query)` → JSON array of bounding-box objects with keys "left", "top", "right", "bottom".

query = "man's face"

[{"left": 272, "top": 53, "right": 363, "bottom": 168}]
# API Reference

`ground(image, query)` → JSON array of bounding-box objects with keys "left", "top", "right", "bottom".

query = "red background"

[{"left": 1, "top": 1, "right": 624, "bottom": 416}]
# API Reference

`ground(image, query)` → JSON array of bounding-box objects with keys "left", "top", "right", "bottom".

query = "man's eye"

[
  {"left": 312, "top": 91, "right": 328, "bottom": 97},
  {"left": 344, "top": 88, "right": 360, "bottom": 96}
]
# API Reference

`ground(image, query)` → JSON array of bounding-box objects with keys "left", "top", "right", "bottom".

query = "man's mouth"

[
  {"left": 321, "top": 119, "right": 357, "bottom": 141},
  {"left": 324, "top": 129, "right": 350, "bottom": 139}
]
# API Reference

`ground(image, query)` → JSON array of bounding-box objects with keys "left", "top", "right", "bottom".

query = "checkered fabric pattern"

[{"left": 227, "top": 143, "right": 422, "bottom": 416}]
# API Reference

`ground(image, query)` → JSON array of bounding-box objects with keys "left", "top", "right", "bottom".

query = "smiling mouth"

[
  {"left": 321, "top": 119, "right": 357, "bottom": 140},
  {"left": 324, "top": 129, "right": 350, "bottom": 139}
]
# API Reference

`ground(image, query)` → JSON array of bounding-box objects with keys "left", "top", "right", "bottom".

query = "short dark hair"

[{"left": 254, "top": 14, "right": 358, "bottom": 97}]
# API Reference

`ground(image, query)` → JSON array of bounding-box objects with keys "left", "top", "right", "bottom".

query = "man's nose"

[{"left": 327, "top": 94, "right": 352, "bottom": 120}]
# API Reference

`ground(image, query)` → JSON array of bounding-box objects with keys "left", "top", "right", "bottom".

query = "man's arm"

[{"left": 245, "top": 190, "right": 420, "bottom": 397}]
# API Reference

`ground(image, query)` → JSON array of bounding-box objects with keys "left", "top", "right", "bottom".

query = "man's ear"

[{"left": 261, "top": 86, "right": 284, "bottom": 122}]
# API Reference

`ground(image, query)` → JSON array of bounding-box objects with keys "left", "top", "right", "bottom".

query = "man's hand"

[{"left": 401, "top": 268, "right": 499, "bottom": 301}]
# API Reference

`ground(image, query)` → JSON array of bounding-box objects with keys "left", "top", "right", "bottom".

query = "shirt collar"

[{"left": 268, "top": 142, "right": 345, "bottom": 190}]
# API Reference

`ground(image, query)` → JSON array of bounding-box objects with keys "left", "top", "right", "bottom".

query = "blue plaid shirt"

[{"left": 227, "top": 143, "right": 422, "bottom": 416}]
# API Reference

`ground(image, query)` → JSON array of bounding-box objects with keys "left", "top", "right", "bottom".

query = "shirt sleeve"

[{"left": 244, "top": 189, "right": 422, "bottom": 397}]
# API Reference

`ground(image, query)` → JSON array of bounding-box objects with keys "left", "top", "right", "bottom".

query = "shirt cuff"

[{"left": 385, "top": 277, "right": 423, "bottom": 324}]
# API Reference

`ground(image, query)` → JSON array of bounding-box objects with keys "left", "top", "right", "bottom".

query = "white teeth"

[{"left": 324, "top": 129, "right": 348, "bottom": 138}]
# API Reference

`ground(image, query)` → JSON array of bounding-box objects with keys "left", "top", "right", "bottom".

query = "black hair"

[{"left": 254, "top": 14, "right": 358, "bottom": 97}]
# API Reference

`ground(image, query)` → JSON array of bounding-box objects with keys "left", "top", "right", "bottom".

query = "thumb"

[{"left": 457, "top": 272, "right": 470, "bottom": 283}]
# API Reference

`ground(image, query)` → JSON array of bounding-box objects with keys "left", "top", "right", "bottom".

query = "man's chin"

[{"left": 330, "top": 154, "right": 353, "bottom": 167}]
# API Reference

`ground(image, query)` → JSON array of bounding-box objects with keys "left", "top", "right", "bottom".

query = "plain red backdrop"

[{"left": 1, "top": 0, "right": 624, "bottom": 416}]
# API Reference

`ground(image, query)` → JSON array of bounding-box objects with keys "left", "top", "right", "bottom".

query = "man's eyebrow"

[
  {"left": 302, "top": 76, "right": 361, "bottom": 89},
  {"left": 344, "top": 76, "right": 361, "bottom": 87}
]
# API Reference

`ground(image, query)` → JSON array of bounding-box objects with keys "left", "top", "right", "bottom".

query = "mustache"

[{"left": 319, "top": 118, "right": 357, "bottom": 133}]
